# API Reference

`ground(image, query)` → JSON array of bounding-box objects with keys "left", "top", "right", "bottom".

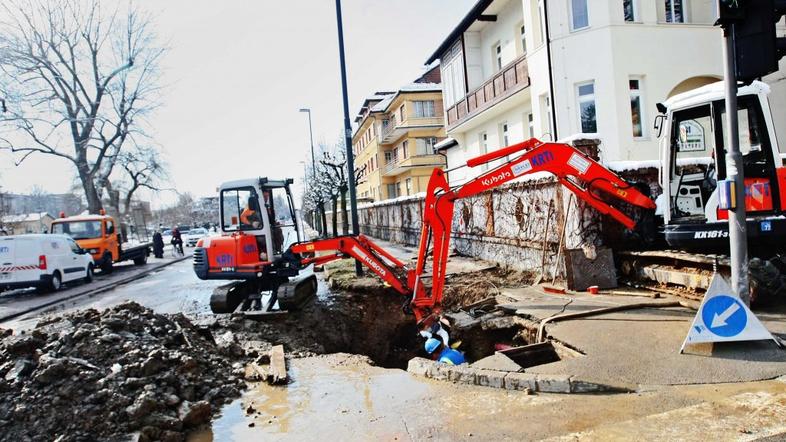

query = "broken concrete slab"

[
  {"left": 470, "top": 353, "right": 522, "bottom": 372},
  {"left": 536, "top": 374, "right": 572, "bottom": 393},
  {"left": 407, "top": 357, "right": 628, "bottom": 394},
  {"left": 570, "top": 376, "right": 635, "bottom": 393},
  {"left": 406, "top": 357, "right": 432, "bottom": 377},
  {"left": 475, "top": 369, "right": 506, "bottom": 389},
  {"left": 268, "top": 345, "right": 287, "bottom": 385},
  {"left": 504, "top": 372, "right": 537, "bottom": 392},
  {"left": 446, "top": 365, "right": 477, "bottom": 385}
]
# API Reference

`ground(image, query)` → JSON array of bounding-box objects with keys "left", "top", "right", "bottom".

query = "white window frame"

[
  {"left": 519, "top": 23, "right": 527, "bottom": 55},
  {"left": 413, "top": 100, "right": 435, "bottom": 118},
  {"left": 570, "top": 0, "right": 590, "bottom": 31},
  {"left": 629, "top": 77, "right": 646, "bottom": 139},
  {"left": 623, "top": 0, "right": 639, "bottom": 22},
  {"left": 527, "top": 113, "right": 535, "bottom": 138},
  {"left": 405, "top": 178, "right": 412, "bottom": 196},
  {"left": 501, "top": 122, "right": 509, "bottom": 147},
  {"left": 665, "top": 0, "right": 686, "bottom": 23},
  {"left": 494, "top": 42, "right": 503, "bottom": 72},
  {"left": 576, "top": 81, "right": 597, "bottom": 134}
]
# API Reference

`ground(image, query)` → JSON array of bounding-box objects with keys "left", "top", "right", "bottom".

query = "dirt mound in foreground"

[{"left": 0, "top": 302, "right": 246, "bottom": 442}]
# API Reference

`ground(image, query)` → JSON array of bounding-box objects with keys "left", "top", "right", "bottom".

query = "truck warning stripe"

[{"left": 0, "top": 265, "right": 40, "bottom": 272}]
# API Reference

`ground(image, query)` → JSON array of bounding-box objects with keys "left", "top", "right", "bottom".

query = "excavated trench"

[{"left": 265, "top": 281, "right": 579, "bottom": 371}]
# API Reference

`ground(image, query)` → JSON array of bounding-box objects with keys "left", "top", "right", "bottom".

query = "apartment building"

[
  {"left": 428, "top": 0, "right": 786, "bottom": 185},
  {"left": 352, "top": 67, "right": 447, "bottom": 202}
]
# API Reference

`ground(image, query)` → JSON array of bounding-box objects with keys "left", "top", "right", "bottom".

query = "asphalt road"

[{"left": 2, "top": 258, "right": 221, "bottom": 330}]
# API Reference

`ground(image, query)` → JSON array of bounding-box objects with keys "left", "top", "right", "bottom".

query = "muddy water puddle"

[
  {"left": 189, "top": 354, "right": 432, "bottom": 441},
  {"left": 188, "top": 353, "right": 555, "bottom": 441}
]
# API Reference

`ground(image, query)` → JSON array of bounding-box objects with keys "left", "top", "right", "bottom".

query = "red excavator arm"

[{"left": 288, "top": 138, "right": 656, "bottom": 334}]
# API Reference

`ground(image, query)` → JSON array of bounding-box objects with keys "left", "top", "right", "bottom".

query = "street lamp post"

[
  {"left": 334, "top": 0, "right": 362, "bottom": 276},
  {"left": 299, "top": 108, "right": 318, "bottom": 232}
]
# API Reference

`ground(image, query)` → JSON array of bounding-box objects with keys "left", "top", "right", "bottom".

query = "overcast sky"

[{"left": 0, "top": 0, "right": 475, "bottom": 207}]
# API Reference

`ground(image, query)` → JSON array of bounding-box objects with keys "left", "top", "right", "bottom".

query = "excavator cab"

[
  {"left": 218, "top": 178, "right": 300, "bottom": 261},
  {"left": 658, "top": 81, "right": 785, "bottom": 250}
]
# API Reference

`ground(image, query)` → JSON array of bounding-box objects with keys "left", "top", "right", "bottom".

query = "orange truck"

[{"left": 50, "top": 211, "right": 152, "bottom": 273}]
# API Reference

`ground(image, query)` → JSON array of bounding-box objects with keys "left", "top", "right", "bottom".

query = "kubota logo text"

[
  {"left": 351, "top": 245, "right": 386, "bottom": 277},
  {"left": 481, "top": 171, "right": 511, "bottom": 188}
]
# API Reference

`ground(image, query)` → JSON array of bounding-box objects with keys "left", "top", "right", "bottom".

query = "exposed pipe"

[{"left": 536, "top": 300, "right": 685, "bottom": 342}]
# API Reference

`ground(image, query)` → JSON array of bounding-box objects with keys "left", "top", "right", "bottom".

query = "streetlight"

[
  {"left": 335, "top": 0, "right": 362, "bottom": 275},
  {"left": 299, "top": 108, "right": 318, "bottom": 231}
]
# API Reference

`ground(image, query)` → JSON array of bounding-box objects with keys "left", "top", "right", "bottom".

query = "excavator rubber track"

[{"left": 209, "top": 274, "right": 318, "bottom": 315}]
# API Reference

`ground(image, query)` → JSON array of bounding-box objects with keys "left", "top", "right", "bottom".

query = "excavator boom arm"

[{"left": 286, "top": 138, "right": 656, "bottom": 334}]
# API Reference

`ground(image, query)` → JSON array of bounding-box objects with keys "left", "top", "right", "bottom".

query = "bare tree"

[
  {"left": 105, "top": 144, "right": 169, "bottom": 218},
  {"left": 0, "top": 0, "right": 164, "bottom": 214}
]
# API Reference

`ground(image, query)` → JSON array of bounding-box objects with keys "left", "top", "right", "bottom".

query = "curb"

[
  {"left": 0, "top": 254, "right": 192, "bottom": 323},
  {"left": 407, "top": 357, "right": 634, "bottom": 394}
]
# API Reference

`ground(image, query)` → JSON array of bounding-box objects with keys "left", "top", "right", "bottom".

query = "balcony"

[
  {"left": 379, "top": 116, "right": 444, "bottom": 144},
  {"left": 383, "top": 153, "right": 446, "bottom": 177},
  {"left": 445, "top": 54, "right": 530, "bottom": 131}
]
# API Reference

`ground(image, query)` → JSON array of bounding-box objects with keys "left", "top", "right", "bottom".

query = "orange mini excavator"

[{"left": 194, "top": 138, "right": 656, "bottom": 335}]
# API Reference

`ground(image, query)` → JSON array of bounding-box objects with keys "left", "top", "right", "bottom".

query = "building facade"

[
  {"left": 353, "top": 67, "right": 447, "bottom": 202},
  {"left": 428, "top": 0, "right": 785, "bottom": 185}
]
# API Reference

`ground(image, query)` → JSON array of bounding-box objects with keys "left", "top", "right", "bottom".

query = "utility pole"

[
  {"left": 721, "top": 23, "right": 750, "bottom": 305},
  {"left": 299, "top": 108, "right": 318, "bottom": 232},
  {"left": 335, "top": 0, "right": 362, "bottom": 275}
]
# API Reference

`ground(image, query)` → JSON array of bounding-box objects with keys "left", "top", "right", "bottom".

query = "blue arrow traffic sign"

[{"left": 701, "top": 295, "right": 747, "bottom": 337}]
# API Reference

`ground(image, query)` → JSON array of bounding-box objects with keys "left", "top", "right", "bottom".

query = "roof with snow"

[{"left": 1, "top": 212, "right": 54, "bottom": 223}]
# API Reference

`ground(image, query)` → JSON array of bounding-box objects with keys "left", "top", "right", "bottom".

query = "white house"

[{"left": 428, "top": 0, "right": 786, "bottom": 185}]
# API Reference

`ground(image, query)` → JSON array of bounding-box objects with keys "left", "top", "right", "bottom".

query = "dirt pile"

[
  {"left": 0, "top": 302, "right": 246, "bottom": 442},
  {"left": 442, "top": 266, "right": 533, "bottom": 311}
]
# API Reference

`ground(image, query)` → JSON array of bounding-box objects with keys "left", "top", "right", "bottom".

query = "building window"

[
  {"left": 527, "top": 113, "right": 535, "bottom": 138},
  {"left": 538, "top": 0, "right": 545, "bottom": 44},
  {"left": 571, "top": 0, "right": 589, "bottom": 30},
  {"left": 629, "top": 78, "right": 644, "bottom": 138},
  {"left": 416, "top": 137, "right": 438, "bottom": 155},
  {"left": 402, "top": 140, "right": 409, "bottom": 159},
  {"left": 501, "top": 123, "right": 509, "bottom": 147},
  {"left": 413, "top": 100, "right": 435, "bottom": 118},
  {"left": 405, "top": 178, "right": 412, "bottom": 196},
  {"left": 479, "top": 132, "right": 489, "bottom": 172},
  {"left": 494, "top": 43, "right": 503, "bottom": 71},
  {"left": 384, "top": 151, "right": 392, "bottom": 164},
  {"left": 577, "top": 82, "right": 597, "bottom": 133},
  {"left": 387, "top": 183, "right": 398, "bottom": 198},
  {"left": 399, "top": 104, "right": 405, "bottom": 123},
  {"left": 520, "top": 23, "right": 527, "bottom": 55},
  {"left": 542, "top": 94, "right": 554, "bottom": 138},
  {"left": 665, "top": 0, "right": 684, "bottom": 23},
  {"left": 623, "top": 0, "right": 637, "bottom": 21}
]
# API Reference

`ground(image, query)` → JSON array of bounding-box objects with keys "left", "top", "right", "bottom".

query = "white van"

[{"left": 0, "top": 234, "right": 95, "bottom": 293}]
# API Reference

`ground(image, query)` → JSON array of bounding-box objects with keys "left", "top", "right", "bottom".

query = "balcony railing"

[
  {"left": 383, "top": 153, "right": 446, "bottom": 176},
  {"left": 445, "top": 54, "right": 530, "bottom": 130},
  {"left": 379, "top": 115, "right": 443, "bottom": 144}
]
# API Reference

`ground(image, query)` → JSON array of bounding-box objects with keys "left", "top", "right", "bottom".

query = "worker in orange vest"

[{"left": 240, "top": 196, "right": 261, "bottom": 229}]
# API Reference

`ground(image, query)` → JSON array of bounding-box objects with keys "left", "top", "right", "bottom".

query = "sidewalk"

[
  {"left": 0, "top": 251, "right": 192, "bottom": 323},
  {"left": 500, "top": 285, "right": 786, "bottom": 387}
]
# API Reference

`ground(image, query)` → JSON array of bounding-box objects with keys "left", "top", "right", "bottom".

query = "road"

[{"left": 1, "top": 257, "right": 217, "bottom": 330}]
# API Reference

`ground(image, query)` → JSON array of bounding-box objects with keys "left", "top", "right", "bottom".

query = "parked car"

[
  {"left": 0, "top": 234, "right": 94, "bottom": 293},
  {"left": 186, "top": 228, "right": 208, "bottom": 247}
]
